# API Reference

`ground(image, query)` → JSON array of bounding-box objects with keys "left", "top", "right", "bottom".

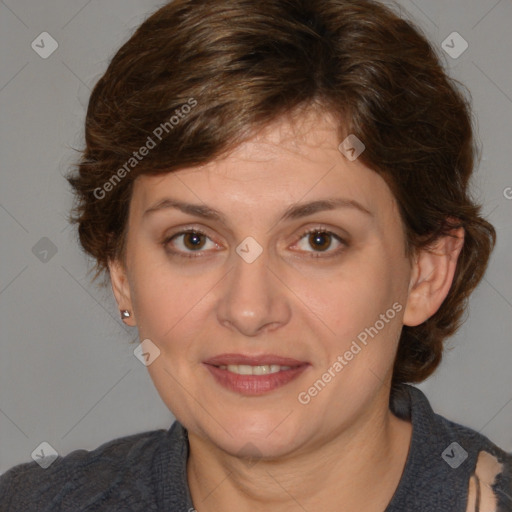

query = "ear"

[
  {"left": 403, "top": 227, "right": 464, "bottom": 327},
  {"left": 108, "top": 258, "right": 137, "bottom": 326}
]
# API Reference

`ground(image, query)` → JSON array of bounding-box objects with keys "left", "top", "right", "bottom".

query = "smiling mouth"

[
  {"left": 216, "top": 364, "right": 295, "bottom": 375},
  {"left": 203, "top": 355, "right": 309, "bottom": 395}
]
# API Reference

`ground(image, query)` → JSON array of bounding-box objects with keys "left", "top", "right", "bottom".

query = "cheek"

[
  {"left": 298, "top": 252, "right": 399, "bottom": 329},
  {"left": 127, "top": 247, "right": 182, "bottom": 339},
  {"left": 291, "top": 249, "right": 407, "bottom": 369},
  {"left": 128, "top": 251, "right": 219, "bottom": 352}
]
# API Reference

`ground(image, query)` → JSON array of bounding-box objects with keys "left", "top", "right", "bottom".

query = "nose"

[{"left": 216, "top": 246, "right": 292, "bottom": 337}]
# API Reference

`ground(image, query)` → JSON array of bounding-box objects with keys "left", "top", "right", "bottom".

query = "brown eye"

[
  {"left": 293, "top": 228, "right": 347, "bottom": 258},
  {"left": 163, "top": 229, "right": 218, "bottom": 258},
  {"left": 308, "top": 231, "right": 333, "bottom": 251},
  {"left": 182, "top": 232, "right": 207, "bottom": 250}
]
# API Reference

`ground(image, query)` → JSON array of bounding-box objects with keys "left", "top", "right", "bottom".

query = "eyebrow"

[{"left": 143, "top": 197, "right": 372, "bottom": 223}]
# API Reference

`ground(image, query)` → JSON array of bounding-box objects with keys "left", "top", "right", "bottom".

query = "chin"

[
  {"left": 221, "top": 436, "right": 301, "bottom": 461},
  {"left": 205, "top": 416, "right": 309, "bottom": 460}
]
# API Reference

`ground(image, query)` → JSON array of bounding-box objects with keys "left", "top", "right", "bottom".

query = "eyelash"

[{"left": 162, "top": 226, "right": 348, "bottom": 260}]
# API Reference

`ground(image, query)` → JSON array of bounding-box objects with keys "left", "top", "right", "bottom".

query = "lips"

[
  {"left": 204, "top": 353, "right": 306, "bottom": 367},
  {"left": 203, "top": 353, "right": 309, "bottom": 395}
]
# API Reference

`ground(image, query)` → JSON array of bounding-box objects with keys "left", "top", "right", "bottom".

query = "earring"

[{"left": 120, "top": 310, "right": 131, "bottom": 320}]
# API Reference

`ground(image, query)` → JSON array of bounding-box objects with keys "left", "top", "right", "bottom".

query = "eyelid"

[
  {"left": 293, "top": 224, "right": 347, "bottom": 242},
  {"left": 162, "top": 226, "right": 221, "bottom": 257},
  {"left": 162, "top": 224, "right": 217, "bottom": 242}
]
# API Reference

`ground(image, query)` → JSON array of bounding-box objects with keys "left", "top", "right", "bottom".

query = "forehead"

[{"left": 130, "top": 110, "right": 398, "bottom": 223}]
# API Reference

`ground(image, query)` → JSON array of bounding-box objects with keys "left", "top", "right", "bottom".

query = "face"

[{"left": 112, "top": 110, "right": 416, "bottom": 459}]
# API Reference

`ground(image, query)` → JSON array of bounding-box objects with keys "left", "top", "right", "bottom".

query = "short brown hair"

[{"left": 67, "top": 0, "right": 496, "bottom": 386}]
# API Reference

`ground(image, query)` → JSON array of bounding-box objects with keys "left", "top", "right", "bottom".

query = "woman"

[{"left": 1, "top": 0, "right": 510, "bottom": 510}]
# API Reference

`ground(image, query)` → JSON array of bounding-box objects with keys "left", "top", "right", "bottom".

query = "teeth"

[{"left": 218, "top": 364, "right": 292, "bottom": 375}]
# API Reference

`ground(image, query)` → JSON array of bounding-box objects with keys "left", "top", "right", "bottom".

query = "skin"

[{"left": 110, "top": 108, "right": 464, "bottom": 511}]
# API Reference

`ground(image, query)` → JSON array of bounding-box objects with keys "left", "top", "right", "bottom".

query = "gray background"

[{"left": 1, "top": 0, "right": 511, "bottom": 474}]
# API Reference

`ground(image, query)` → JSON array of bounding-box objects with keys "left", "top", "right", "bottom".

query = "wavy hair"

[{"left": 67, "top": 0, "right": 496, "bottom": 385}]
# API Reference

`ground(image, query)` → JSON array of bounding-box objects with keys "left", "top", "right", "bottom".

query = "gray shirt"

[{"left": 1, "top": 384, "right": 511, "bottom": 511}]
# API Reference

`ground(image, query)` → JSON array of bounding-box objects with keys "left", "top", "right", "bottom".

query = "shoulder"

[
  {"left": 426, "top": 393, "right": 512, "bottom": 511},
  {"left": 393, "top": 384, "right": 512, "bottom": 511},
  {"left": 464, "top": 446, "right": 512, "bottom": 512},
  {"left": 0, "top": 425, "right": 177, "bottom": 512}
]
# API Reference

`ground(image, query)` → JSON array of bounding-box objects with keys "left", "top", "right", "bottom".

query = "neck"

[{"left": 186, "top": 387, "right": 412, "bottom": 512}]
